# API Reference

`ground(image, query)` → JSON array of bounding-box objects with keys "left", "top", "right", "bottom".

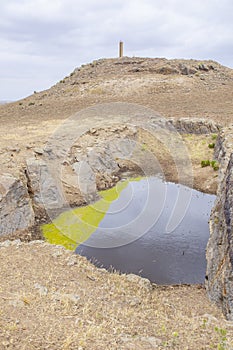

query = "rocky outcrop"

[
  {"left": 214, "top": 127, "right": 233, "bottom": 183},
  {"left": 0, "top": 174, "right": 34, "bottom": 236},
  {"left": 206, "top": 126, "right": 233, "bottom": 320},
  {"left": 169, "top": 118, "right": 221, "bottom": 134},
  {"left": 26, "top": 158, "right": 65, "bottom": 214},
  {"left": 72, "top": 160, "right": 97, "bottom": 201},
  {"left": 0, "top": 112, "right": 221, "bottom": 234}
]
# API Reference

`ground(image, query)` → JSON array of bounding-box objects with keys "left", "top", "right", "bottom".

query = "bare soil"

[{"left": 0, "top": 57, "right": 233, "bottom": 349}]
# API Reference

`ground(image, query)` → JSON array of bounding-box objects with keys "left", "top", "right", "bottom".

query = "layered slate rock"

[
  {"left": 0, "top": 174, "right": 34, "bottom": 236},
  {"left": 169, "top": 118, "right": 221, "bottom": 134},
  {"left": 206, "top": 127, "right": 233, "bottom": 320},
  {"left": 26, "top": 158, "right": 65, "bottom": 214}
]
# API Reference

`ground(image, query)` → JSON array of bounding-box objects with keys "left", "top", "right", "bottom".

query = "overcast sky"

[{"left": 1, "top": 0, "right": 233, "bottom": 101}]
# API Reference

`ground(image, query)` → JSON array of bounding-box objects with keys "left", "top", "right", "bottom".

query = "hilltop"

[{"left": 1, "top": 57, "right": 233, "bottom": 125}]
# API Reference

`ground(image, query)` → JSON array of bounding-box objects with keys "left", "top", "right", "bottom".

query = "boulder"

[
  {"left": 26, "top": 158, "right": 65, "bottom": 213},
  {"left": 86, "top": 147, "right": 119, "bottom": 175},
  {"left": 0, "top": 174, "right": 34, "bottom": 236},
  {"left": 72, "top": 160, "right": 97, "bottom": 201}
]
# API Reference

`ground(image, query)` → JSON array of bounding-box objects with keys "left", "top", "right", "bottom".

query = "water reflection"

[{"left": 76, "top": 177, "right": 216, "bottom": 284}]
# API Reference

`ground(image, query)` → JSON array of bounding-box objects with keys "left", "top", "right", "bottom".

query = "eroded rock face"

[
  {"left": 25, "top": 119, "right": 221, "bottom": 213},
  {"left": 26, "top": 158, "right": 65, "bottom": 213},
  {"left": 169, "top": 118, "right": 221, "bottom": 134},
  {"left": 206, "top": 126, "right": 233, "bottom": 320},
  {"left": 0, "top": 174, "right": 34, "bottom": 236}
]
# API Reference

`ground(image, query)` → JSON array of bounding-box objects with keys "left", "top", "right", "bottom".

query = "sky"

[{"left": 1, "top": 0, "right": 233, "bottom": 101}]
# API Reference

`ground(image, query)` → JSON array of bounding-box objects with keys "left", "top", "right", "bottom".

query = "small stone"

[
  {"left": 52, "top": 250, "right": 63, "bottom": 258},
  {"left": 7, "top": 147, "right": 20, "bottom": 153},
  {"left": 127, "top": 297, "right": 141, "bottom": 306},
  {"left": 0, "top": 240, "right": 11, "bottom": 248},
  {"left": 140, "top": 336, "right": 162, "bottom": 347},
  {"left": 200, "top": 313, "right": 218, "bottom": 325},
  {"left": 34, "top": 148, "right": 44, "bottom": 155},
  {"left": 2, "top": 341, "right": 10, "bottom": 347},
  {"left": 11, "top": 240, "right": 22, "bottom": 248},
  {"left": 198, "top": 63, "right": 209, "bottom": 71},
  {"left": 28, "top": 240, "right": 45, "bottom": 245},
  {"left": 89, "top": 128, "right": 98, "bottom": 135},
  {"left": 125, "top": 274, "right": 152, "bottom": 291},
  {"left": 9, "top": 299, "right": 24, "bottom": 308},
  {"left": 66, "top": 255, "right": 78, "bottom": 266},
  {"left": 52, "top": 292, "right": 80, "bottom": 305},
  {"left": 34, "top": 283, "right": 48, "bottom": 296}
]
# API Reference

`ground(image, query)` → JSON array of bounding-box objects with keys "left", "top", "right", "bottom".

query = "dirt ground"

[
  {"left": 0, "top": 57, "right": 233, "bottom": 349},
  {"left": 0, "top": 240, "right": 233, "bottom": 350}
]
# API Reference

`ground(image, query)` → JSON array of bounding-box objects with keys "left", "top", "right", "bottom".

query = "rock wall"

[
  {"left": 169, "top": 118, "right": 221, "bottom": 134},
  {"left": 0, "top": 117, "right": 222, "bottom": 238},
  {"left": 0, "top": 174, "right": 34, "bottom": 236},
  {"left": 206, "top": 126, "right": 233, "bottom": 320}
]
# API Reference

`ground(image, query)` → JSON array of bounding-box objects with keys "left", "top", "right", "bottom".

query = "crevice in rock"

[{"left": 24, "top": 166, "right": 34, "bottom": 200}]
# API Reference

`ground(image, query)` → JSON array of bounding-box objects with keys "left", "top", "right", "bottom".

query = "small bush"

[
  {"left": 212, "top": 134, "right": 218, "bottom": 140},
  {"left": 28, "top": 102, "right": 35, "bottom": 106},
  {"left": 141, "top": 143, "right": 147, "bottom": 151},
  {"left": 211, "top": 161, "right": 219, "bottom": 171},
  {"left": 201, "top": 159, "right": 219, "bottom": 171},
  {"left": 215, "top": 327, "right": 227, "bottom": 350},
  {"left": 201, "top": 160, "right": 210, "bottom": 167},
  {"left": 208, "top": 143, "right": 215, "bottom": 149}
]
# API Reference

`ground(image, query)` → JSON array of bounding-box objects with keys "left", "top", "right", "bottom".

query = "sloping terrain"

[
  {"left": 1, "top": 57, "right": 233, "bottom": 124},
  {"left": 0, "top": 240, "right": 233, "bottom": 350},
  {"left": 1, "top": 57, "right": 232, "bottom": 188},
  {"left": 0, "top": 57, "right": 233, "bottom": 349}
]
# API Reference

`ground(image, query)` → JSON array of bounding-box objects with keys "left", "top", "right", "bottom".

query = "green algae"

[{"left": 42, "top": 178, "right": 135, "bottom": 250}]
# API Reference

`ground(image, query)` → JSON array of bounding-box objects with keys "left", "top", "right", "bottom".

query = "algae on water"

[{"left": 42, "top": 179, "right": 131, "bottom": 250}]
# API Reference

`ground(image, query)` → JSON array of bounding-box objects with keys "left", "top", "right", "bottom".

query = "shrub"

[
  {"left": 214, "top": 327, "right": 227, "bottom": 350},
  {"left": 211, "top": 161, "right": 219, "bottom": 171},
  {"left": 201, "top": 160, "right": 210, "bottom": 167},
  {"left": 208, "top": 143, "right": 215, "bottom": 149},
  {"left": 212, "top": 134, "right": 218, "bottom": 140},
  {"left": 141, "top": 143, "right": 147, "bottom": 151}
]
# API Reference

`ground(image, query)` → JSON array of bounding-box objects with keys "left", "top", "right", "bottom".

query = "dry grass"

[
  {"left": 0, "top": 240, "right": 233, "bottom": 349},
  {"left": 137, "top": 129, "right": 218, "bottom": 194}
]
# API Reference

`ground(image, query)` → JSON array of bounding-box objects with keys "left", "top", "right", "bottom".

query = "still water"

[{"left": 76, "top": 177, "right": 216, "bottom": 284}]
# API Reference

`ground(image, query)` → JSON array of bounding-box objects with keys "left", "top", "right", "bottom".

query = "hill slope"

[{"left": 0, "top": 57, "right": 233, "bottom": 125}]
